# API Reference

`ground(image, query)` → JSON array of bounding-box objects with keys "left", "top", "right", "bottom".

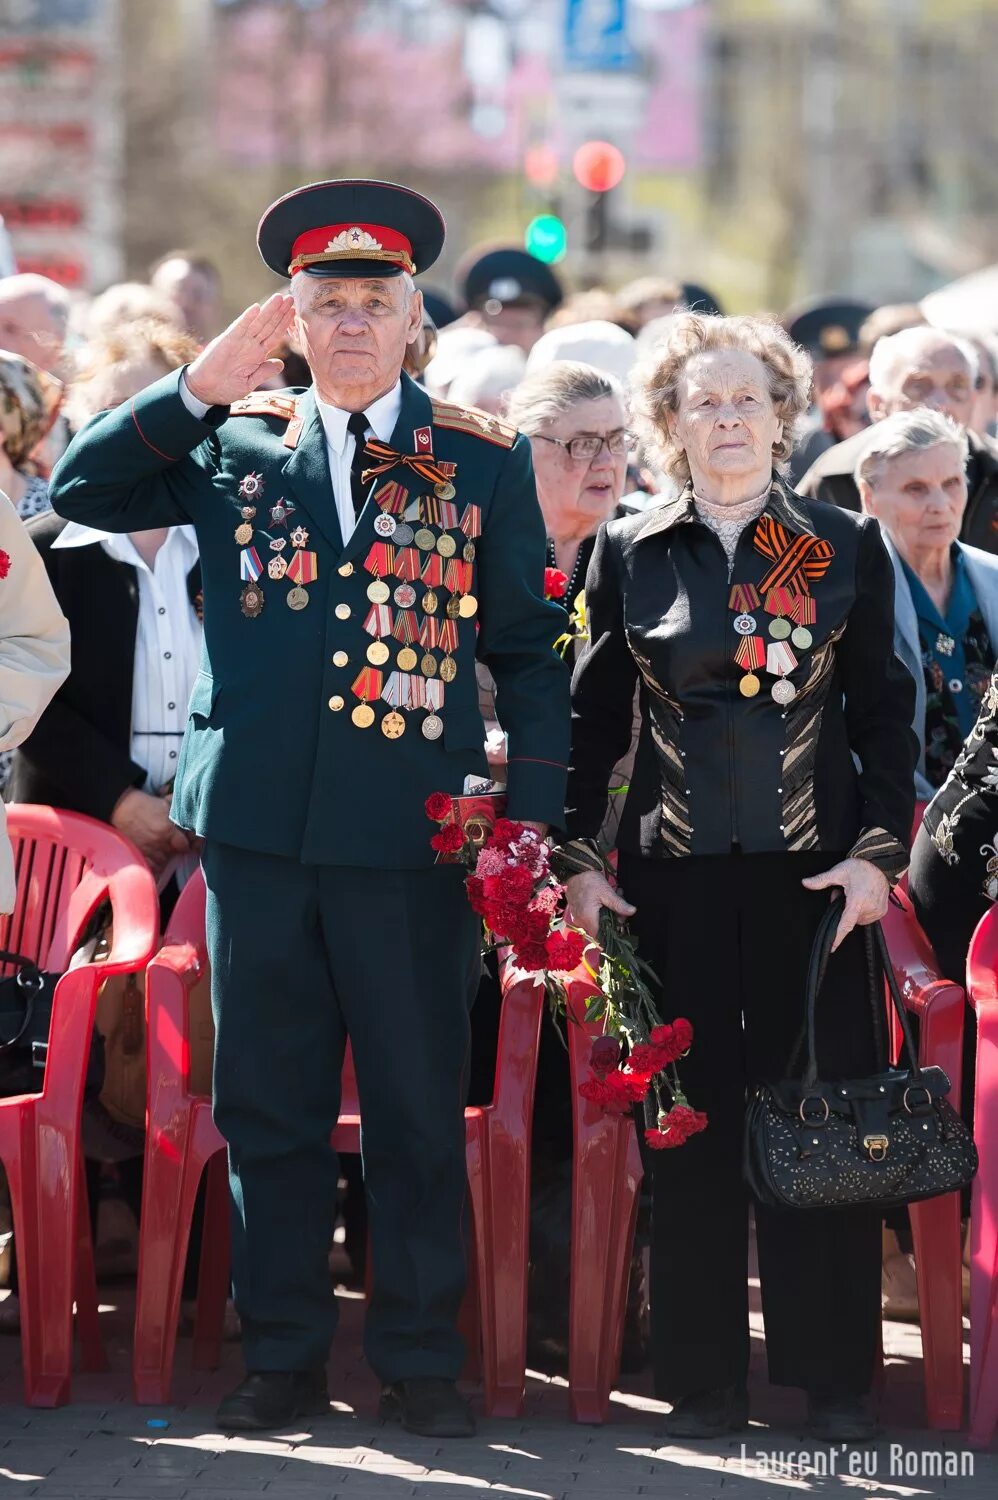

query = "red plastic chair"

[
  {"left": 882, "top": 890, "right": 966, "bottom": 1430},
  {"left": 0, "top": 806, "right": 159, "bottom": 1406},
  {"left": 135, "top": 873, "right": 546, "bottom": 1416},
  {"left": 965, "top": 905, "right": 998, "bottom": 1446}
]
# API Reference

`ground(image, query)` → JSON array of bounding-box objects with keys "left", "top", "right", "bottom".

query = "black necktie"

[{"left": 347, "top": 411, "right": 370, "bottom": 519}]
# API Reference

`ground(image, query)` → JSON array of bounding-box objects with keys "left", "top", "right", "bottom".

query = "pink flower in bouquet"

[
  {"left": 530, "top": 885, "right": 561, "bottom": 917},
  {"left": 509, "top": 831, "right": 550, "bottom": 878},
  {"left": 474, "top": 846, "right": 507, "bottom": 878},
  {"left": 644, "top": 1104, "right": 708, "bottom": 1149}
]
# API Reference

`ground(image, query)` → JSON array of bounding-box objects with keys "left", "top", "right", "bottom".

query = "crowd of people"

[{"left": 0, "top": 184, "right": 996, "bottom": 1442}]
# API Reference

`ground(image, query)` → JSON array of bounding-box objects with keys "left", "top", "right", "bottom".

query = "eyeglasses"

[{"left": 534, "top": 430, "right": 632, "bottom": 462}]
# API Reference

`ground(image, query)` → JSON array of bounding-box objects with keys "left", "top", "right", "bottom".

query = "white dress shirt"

[
  {"left": 179, "top": 375, "right": 403, "bottom": 543},
  {"left": 51, "top": 522, "right": 202, "bottom": 888}
]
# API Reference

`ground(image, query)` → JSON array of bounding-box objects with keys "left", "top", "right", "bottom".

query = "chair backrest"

[
  {"left": 968, "top": 905, "right": 998, "bottom": 1015},
  {"left": 882, "top": 888, "right": 966, "bottom": 1106},
  {"left": 2, "top": 805, "right": 159, "bottom": 973}
]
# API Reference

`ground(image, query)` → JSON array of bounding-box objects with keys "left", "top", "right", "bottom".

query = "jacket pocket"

[
  {"left": 187, "top": 671, "right": 219, "bottom": 721},
  {"left": 444, "top": 709, "right": 487, "bottom": 754}
]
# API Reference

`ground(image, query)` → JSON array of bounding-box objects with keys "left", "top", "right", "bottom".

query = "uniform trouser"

[
  {"left": 201, "top": 841, "right": 480, "bottom": 1380},
  {"left": 618, "top": 850, "right": 883, "bottom": 1401}
]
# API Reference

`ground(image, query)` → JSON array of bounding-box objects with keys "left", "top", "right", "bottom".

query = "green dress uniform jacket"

[{"left": 49, "top": 369, "right": 569, "bottom": 861}]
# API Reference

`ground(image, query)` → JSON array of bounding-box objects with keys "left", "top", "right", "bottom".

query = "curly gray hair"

[{"left": 630, "top": 313, "right": 813, "bottom": 484}]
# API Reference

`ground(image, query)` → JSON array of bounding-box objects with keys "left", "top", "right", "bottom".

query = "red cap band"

[{"left": 288, "top": 223, "right": 415, "bottom": 276}]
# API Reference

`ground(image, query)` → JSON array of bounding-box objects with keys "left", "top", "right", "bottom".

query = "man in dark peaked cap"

[
  {"left": 50, "top": 179, "right": 569, "bottom": 1436},
  {"left": 457, "top": 245, "right": 563, "bottom": 354}
]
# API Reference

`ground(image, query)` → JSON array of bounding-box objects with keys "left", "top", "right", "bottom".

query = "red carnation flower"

[
  {"left": 544, "top": 567, "right": 569, "bottom": 600},
  {"left": 518, "top": 907, "right": 552, "bottom": 945},
  {"left": 590, "top": 1037, "right": 621, "bottom": 1077},
  {"left": 644, "top": 1104, "right": 708, "bottom": 1149},
  {"left": 430, "top": 823, "right": 466, "bottom": 854},
  {"left": 602, "top": 1069, "right": 651, "bottom": 1108},
  {"left": 649, "top": 1017, "right": 694, "bottom": 1065},
  {"left": 425, "top": 791, "right": 452, "bottom": 822},
  {"left": 543, "top": 929, "right": 586, "bottom": 973},
  {"left": 496, "top": 865, "right": 535, "bottom": 907},
  {"left": 579, "top": 1075, "right": 630, "bottom": 1114},
  {"left": 626, "top": 1042, "right": 669, "bottom": 1077},
  {"left": 491, "top": 818, "right": 525, "bottom": 848},
  {"left": 514, "top": 940, "right": 551, "bottom": 972},
  {"left": 0, "top": 550, "right": 11, "bottom": 581}
]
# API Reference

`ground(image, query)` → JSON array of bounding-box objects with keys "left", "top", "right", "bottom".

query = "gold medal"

[
  {"left": 352, "top": 703, "right": 375, "bottom": 728},
  {"left": 463, "top": 541, "right": 476, "bottom": 563},
  {"left": 458, "top": 594, "right": 478, "bottom": 619},
  {"left": 421, "top": 652, "right": 438, "bottom": 677},
  {"left": 439, "top": 655, "right": 457, "bottom": 684},
  {"left": 367, "top": 640, "right": 390, "bottom": 666},
  {"left": 338, "top": 562, "right": 354, "bottom": 577},
  {"left": 382, "top": 710, "right": 406, "bottom": 739},
  {"left": 287, "top": 585, "right": 309, "bottom": 611},
  {"left": 234, "top": 522, "right": 253, "bottom": 545},
  {"left": 414, "top": 528, "right": 436, "bottom": 551},
  {"left": 739, "top": 672, "right": 761, "bottom": 698},
  {"left": 367, "top": 579, "right": 391, "bottom": 604},
  {"left": 446, "top": 595, "right": 462, "bottom": 620},
  {"left": 267, "top": 555, "right": 288, "bottom": 580},
  {"left": 422, "top": 713, "right": 444, "bottom": 739},
  {"left": 422, "top": 589, "right": 439, "bottom": 615},
  {"left": 436, "top": 534, "right": 457, "bottom": 558},
  {"left": 435, "top": 480, "right": 456, "bottom": 501},
  {"left": 397, "top": 646, "right": 418, "bottom": 672},
  {"left": 328, "top": 695, "right": 345, "bottom": 712}
]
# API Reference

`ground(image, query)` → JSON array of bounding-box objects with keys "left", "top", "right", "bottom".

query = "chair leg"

[
  {"left": 910, "top": 1191, "right": 964, "bottom": 1430},
  {"left": 466, "top": 1125, "right": 527, "bottom": 1419},
  {"left": 568, "top": 1114, "right": 642, "bottom": 1425},
  {"left": 10, "top": 1117, "right": 78, "bottom": 1406},
  {"left": 192, "top": 1150, "right": 231, "bottom": 1371},
  {"left": 133, "top": 1121, "right": 207, "bottom": 1404},
  {"left": 73, "top": 1155, "right": 107, "bottom": 1373}
]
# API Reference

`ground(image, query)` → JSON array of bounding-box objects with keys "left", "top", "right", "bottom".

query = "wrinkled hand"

[
  {"left": 566, "top": 869, "right": 636, "bottom": 940},
  {"left": 185, "top": 293, "right": 295, "bottom": 406},
  {"left": 111, "top": 788, "right": 193, "bottom": 878},
  {"left": 801, "top": 857, "right": 890, "bottom": 952}
]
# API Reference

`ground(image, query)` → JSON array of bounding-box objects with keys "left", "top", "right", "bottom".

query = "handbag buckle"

[
  {"left": 903, "top": 1084, "right": 932, "bottom": 1115},
  {"left": 798, "top": 1095, "right": 830, "bottom": 1124},
  {"left": 863, "top": 1132, "right": 889, "bottom": 1162}
]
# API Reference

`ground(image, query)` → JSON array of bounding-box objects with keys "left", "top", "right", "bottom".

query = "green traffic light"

[{"left": 525, "top": 214, "right": 567, "bottom": 265}]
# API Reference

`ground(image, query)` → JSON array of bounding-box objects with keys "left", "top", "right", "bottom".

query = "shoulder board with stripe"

[
  {"left": 430, "top": 397, "right": 518, "bottom": 450},
  {"left": 229, "top": 393, "right": 299, "bottom": 421}
]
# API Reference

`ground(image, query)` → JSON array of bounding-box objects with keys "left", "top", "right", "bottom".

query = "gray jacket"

[{"left": 882, "top": 531, "right": 998, "bottom": 800}]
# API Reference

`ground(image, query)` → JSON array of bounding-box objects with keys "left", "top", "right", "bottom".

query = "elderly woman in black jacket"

[{"left": 558, "top": 313, "right": 918, "bottom": 1442}]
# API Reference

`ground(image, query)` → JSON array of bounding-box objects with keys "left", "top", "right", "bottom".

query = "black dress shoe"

[
  {"left": 216, "top": 1370, "right": 329, "bottom": 1432},
  {"left": 661, "top": 1385, "right": 749, "bottom": 1440},
  {"left": 379, "top": 1377, "right": 475, "bottom": 1438},
  {"left": 806, "top": 1388, "right": 880, "bottom": 1443}
]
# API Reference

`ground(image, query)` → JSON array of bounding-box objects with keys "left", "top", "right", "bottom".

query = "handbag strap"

[
  {"left": 0, "top": 950, "right": 46, "bottom": 1054},
  {"left": 801, "top": 895, "right": 922, "bottom": 1090}
]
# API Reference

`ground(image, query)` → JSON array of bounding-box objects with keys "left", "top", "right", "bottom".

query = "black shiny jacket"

[{"left": 566, "top": 478, "right": 918, "bottom": 878}]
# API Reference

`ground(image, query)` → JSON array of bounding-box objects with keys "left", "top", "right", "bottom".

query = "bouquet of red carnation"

[{"left": 426, "top": 794, "right": 706, "bottom": 1148}]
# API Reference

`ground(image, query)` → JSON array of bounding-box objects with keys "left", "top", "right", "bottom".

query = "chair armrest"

[{"left": 146, "top": 940, "right": 206, "bottom": 1094}]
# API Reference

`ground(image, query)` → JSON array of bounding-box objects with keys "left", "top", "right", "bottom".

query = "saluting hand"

[
  {"left": 801, "top": 857, "right": 890, "bottom": 953},
  {"left": 566, "top": 870, "right": 636, "bottom": 940},
  {"left": 185, "top": 293, "right": 296, "bottom": 407}
]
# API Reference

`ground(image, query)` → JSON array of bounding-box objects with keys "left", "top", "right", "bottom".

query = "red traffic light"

[
  {"left": 524, "top": 144, "right": 559, "bottom": 188},
  {"left": 572, "top": 140, "right": 626, "bottom": 194}
]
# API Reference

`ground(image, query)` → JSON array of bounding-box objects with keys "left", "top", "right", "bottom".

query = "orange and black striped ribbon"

[
  {"left": 753, "top": 515, "right": 834, "bottom": 595},
  {"left": 361, "top": 438, "right": 452, "bottom": 489}
]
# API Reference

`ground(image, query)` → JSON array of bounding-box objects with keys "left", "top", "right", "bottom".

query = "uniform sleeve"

[
  {"left": 474, "top": 433, "right": 570, "bottom": 826},
  {"left": 49, "top": 367, "right": 225, "bottom": 533},
  {"left": 0, "top": 494, "right": 70, "bottom": 752},
  {"left": 839, "top": 517, "right": 919, "bottom": 880},
  {"left": 565, "top": 523, "right": 640, "bottom": 842}
]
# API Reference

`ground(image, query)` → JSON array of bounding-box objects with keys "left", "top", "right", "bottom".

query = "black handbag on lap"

[
  {"left": 744, "top": 898, "right": 978, "bottom": 1212},
  {"left": 0, "top": 950, "right": 104, "bottom": 1101}
]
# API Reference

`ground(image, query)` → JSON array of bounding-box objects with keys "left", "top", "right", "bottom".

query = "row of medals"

[
  {"left": 730, "top": 581, "right": 814, "bottom": 705},
  {"left": 357, "top": 478, "right": 476, "bottom": 740}
]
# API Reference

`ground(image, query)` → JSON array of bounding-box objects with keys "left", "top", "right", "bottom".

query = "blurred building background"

[{"left": 1, "top": 0, "right": 996, "bottom": 316}]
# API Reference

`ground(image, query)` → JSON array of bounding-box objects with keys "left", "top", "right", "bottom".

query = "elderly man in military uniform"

[{"left": 50, "top": 180, "right": 569, "bottom": 1436}]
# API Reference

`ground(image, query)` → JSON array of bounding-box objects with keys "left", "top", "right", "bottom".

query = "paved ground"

[{"left": 0, "top": 1275, "right": 994, "bottom": 1499}]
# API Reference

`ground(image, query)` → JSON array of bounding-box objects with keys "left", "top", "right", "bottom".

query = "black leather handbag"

[
  {"left": 744, "top": 898, "right": 978, "bottom": 1212},
  {"left": 0, "top": 950, "right": 103, "bottom": 1101}
]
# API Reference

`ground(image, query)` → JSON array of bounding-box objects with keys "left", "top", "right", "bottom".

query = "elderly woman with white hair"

[
  {"left": 857, "top": 408, "right": 998, "bottom": 800},
  {"left": 555, "top": 313, "right": 918, "bottom": 1442}
]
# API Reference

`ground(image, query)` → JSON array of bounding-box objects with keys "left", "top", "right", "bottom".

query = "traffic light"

[
  {"left": 572, "top": 141, "right": 626, "bottom": 194},
  {"left": 525, "top": 214, "right": 567, "bottom": 265}
]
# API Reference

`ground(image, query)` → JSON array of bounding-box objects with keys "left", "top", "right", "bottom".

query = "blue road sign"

[{"left": 564, "top": 0, "right": 633, "bottom": 72}]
